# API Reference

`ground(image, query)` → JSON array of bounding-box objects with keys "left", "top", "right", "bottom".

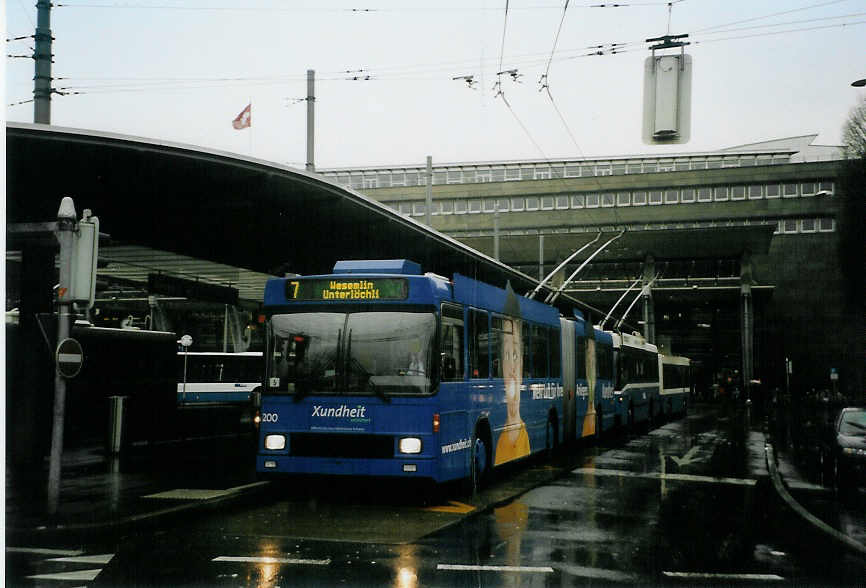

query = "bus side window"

[
  {"left": 490, "top": 316, "right": 505, "bottom": 378},
  {"left": 619, "top": 353, "right": 630, "bottom": 387},
  {"left": 531, "top": 324, "right": 547, "bottom": 379},
  {"left": 468, "top": 308, "right": 489, "bottom": 379},
  {"left": 522, "top": 322, "right": 532, "bottom": 379},
  {"left": 548, "top": 328, "right": 561, "bottom": 378},
  {"left": 648, "top": 354, "right": 659, "bottom": 381},
  {"left": 440, "top": 304, "right": 465, "bottom": 381},
  {"left": 598, "top": 345, "right": 612, "bottom": 381},
  {"left": 576, "top": 336, "right": 586, "bottom": 379}
]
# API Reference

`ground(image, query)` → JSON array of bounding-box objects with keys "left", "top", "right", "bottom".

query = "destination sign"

[{"left": 287, "top": 278, "right": 408, "bottom": 301}]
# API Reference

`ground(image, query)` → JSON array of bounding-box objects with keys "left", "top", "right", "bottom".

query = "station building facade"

[{"left": 320, "top": 136, "right": 863, "bottom": 400}]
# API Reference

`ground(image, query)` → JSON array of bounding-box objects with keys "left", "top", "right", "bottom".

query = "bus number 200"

[{"left": 260, "top": 413, "right": 279, "bottom": 423}]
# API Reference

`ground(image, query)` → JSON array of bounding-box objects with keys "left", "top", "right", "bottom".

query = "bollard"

[{"left": 107, "top": 395, "right": 128, "bottom": 454}]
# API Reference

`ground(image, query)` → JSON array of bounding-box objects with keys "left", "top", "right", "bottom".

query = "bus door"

[
  {"left": 437, "top": 303, "right": 469, "bottom": 481},
  {"left": 560, "top": 318, "right": 576, "bottom": 442}
]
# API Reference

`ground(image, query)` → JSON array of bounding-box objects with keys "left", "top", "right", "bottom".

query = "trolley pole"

[
  {"left": 34, "top": 0, "right": 53, "bottom": 123},
  {"left": 47, "top": 197, "right": 77, "bottom": 514}
]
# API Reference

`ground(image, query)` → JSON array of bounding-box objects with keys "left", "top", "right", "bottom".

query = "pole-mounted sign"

[
  {"left": 55, "top": 337, "right": 84, "bottom": 378},
  {"left": 70, "top": 210, "right": 100, "bottom": 308}
]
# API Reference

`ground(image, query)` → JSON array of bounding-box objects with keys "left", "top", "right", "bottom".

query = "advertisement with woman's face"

[
  {"left": 495, "top": 314, "right": 531, "bottom": 465},
  {"left": 582, "top": 337, "right": 598, "bottom": 437},
  {"left": 502, "top": 318, "right": 522, "bottom": 424}
]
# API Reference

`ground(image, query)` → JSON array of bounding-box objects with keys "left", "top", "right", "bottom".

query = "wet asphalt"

[{"left": 6, "top": 403, "right": 865, "bottom": 586}]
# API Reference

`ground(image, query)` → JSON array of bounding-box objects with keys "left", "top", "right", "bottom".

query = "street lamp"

[
  {"left": 852, "top": 79, "right": 866, "bottom": 87},
  {"left": 179, "top": 334, "right": 193, "bottom": 403}
]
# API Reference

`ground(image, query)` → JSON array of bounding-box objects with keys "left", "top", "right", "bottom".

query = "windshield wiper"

[
  {"left": 335, "top": 328, "right": 343, "bottom": 391},
  {"left": 343, "top": 329, "right": 352, "bottom": 391},
  {"left": 345, "top": 352, "right": 390, "bottom": 402},
  {"left": 366, "top": 377, "right": 390, "bottom": 403}
]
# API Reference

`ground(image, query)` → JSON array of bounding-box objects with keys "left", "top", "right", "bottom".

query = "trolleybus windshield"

[{"left": 267, "top": 311, "right": 436, "bottom": 396}]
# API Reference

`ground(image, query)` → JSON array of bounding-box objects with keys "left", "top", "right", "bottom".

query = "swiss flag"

[{"left": 232, "top": 103, "right": 251, "bottom": 130}]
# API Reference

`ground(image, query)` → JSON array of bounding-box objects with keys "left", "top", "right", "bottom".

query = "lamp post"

[
  {"left": 47, "top": 197, "right": 77, "bottom": 514},
  {"left": 179, "top": 334, "right": 193, "bottom": 404}
]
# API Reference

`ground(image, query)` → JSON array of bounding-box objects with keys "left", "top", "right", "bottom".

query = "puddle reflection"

[{"left": 392, "top": 544, "right": 419, "bottom": 588}]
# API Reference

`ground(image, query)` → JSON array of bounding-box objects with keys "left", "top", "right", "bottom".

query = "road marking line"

[
  {"left": 6, "top": 547, "right": 84, "bottom": 556},
  {"left": 573, "top": 467, "right": 757, "bottom": 486},
  {"left": 212, "top": 556, "right": 331, "bottom": 566},
  {"left": 145, "top": 481, "right": 268, "bottom": 500},
  {"left": 671, "top": 445, "right": 702, "bottom": 467},
  {"left": 145, "top": 489, "right": 232, "bottom": 500},
  {"left": 558, "top": 563, "right": 636, "bottom": 581},
  {"left": 46, "top": 554, "right": 115, "bottom": 564},
  {"left": 27, "top": 569, "right": 103, "bottom": 581},
  {"left": 423, "top": 500, "right": 476, "bottom": 514},
  {"left": 663, "top": 572, "right": 785, "bottom": 581},
  {"left": 437, "top": 564, "right": 554, "bottom": 573}
]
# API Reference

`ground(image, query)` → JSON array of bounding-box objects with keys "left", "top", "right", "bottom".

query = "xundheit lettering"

[{"left": 311, "top": 404, "right": 368, "bottom": 419}]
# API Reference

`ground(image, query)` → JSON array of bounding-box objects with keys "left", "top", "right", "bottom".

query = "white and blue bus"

[
  {"left": 659, "top": 354, "right": 691, "bottom": 417},
  {"left": 255, "top": 259, "right": 670, "bottom": 489},
  {"left": 612, "top": 331, "right": 660, "bottom": 428},
  {"left": 177, "top": 351, "right": 263, "bottom": 406}
]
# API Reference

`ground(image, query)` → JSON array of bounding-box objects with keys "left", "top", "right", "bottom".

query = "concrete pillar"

[
  {"left": 642, "top": 255, "right": 656, "bottom": 343},
  {"left": 305, "top": 69, "right": 315, "bottom": 172},
  {"left": 425, "top": 156, "right": 432, "bottom": 227},
  {"left": 493, "top": 210, "right": 500, "bottom": 260},
  {"left": 538, "top": 234, "right": 545, "bottom": 281},
  {"left": 550, "top": 262, "right": 565, "bottom": 291},
  {"left": 740, "top": 251, "right": 756, "bottom": 403}
]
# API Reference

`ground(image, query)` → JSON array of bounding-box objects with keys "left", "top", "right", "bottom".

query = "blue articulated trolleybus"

[
  {"left": 255, "top": 259, "right": 666, "bottom": 489},
  {"left": 256, "top": 259, "right": 565, "bottom": 489}
]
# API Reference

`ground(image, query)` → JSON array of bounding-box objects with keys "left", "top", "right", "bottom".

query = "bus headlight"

[
  {"left": 264, "top": 434, "right": 286, "bottom": 451},
  {"left": 399, "top": 437, "right": 422, "bottom": 454}
]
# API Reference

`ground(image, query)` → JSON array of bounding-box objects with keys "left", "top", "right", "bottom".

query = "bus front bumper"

[{"left": 256, "top": 455, "right": 438, "bottom": 480}]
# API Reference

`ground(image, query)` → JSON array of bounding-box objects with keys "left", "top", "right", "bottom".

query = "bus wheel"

[{"left": 468, "top": 434, "right": 489, "bottom": 496}]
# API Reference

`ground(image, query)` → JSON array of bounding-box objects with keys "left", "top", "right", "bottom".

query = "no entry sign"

[{"left": 56, "top": 338, "right": 84, "bottom": 378}]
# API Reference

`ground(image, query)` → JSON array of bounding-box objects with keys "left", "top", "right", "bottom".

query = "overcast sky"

[{"left": 5, "top": 0, "right": 865, "bottom": 169}]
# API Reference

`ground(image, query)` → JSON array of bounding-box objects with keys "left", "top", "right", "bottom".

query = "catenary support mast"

[{"left": 34, "top": 0, "right": 53, "bottom": 123}]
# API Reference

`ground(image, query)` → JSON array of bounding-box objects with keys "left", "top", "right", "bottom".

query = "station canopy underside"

[
  {"left": 7, "top": 123, "right": 772, "bottom": 316},
  {"left": 7, "top": 124, "right": 553, "bottom": 306}
]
